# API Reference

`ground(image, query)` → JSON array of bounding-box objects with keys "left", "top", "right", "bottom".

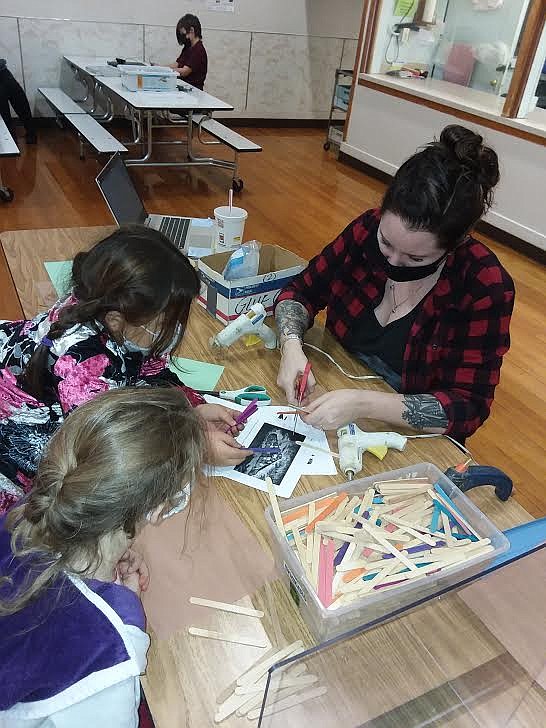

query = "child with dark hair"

[
  {"left": 0, "top": 225, "right": 250, "bottom": 512},
  {"left": 0, "top": 387, "right": 206, "bottom": 726},
  {"left": 275, "top": 125, "right": 515, "bottom": 442},
  {"left": 171, "top": 13, "right": 208, "bottom": 89}
]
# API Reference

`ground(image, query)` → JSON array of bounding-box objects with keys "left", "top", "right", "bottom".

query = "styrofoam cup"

[{"left": 214, "top": 206, "right": 248, "bottom": 249}]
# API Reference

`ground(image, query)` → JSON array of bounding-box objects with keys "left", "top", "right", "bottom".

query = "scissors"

[
  {"left": 200, "top": 385, "right": 271, "bottom": 406},
  {"left": 293, "top": 362, "right": 312, "bottom": 436}
]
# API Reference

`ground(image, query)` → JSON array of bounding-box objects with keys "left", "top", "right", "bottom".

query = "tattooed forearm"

[
  {"left": 275, "top": 300, "right": 309, "bottom": 342},
  {"left": 401, "top": 394, "right": 449, "bottom": 431}
]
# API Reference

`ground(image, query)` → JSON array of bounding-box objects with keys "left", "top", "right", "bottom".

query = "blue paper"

[
  {"left": 44, "top": 260, "right": 73, "bottom": 297},
  {"left": 169, "top": 357, "right": 224, "bottom": 391}
]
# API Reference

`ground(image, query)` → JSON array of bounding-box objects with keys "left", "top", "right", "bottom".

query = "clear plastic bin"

[
  {"left": 119, "top": 66, "right": 178, "bottom": 92},
  {"left": 265, "top": 462, "right": 509, "bottom": 642}
]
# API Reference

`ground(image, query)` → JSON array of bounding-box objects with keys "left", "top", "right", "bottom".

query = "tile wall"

[{"left": 1, "top": 16, "right": 357, "bottom": 118}]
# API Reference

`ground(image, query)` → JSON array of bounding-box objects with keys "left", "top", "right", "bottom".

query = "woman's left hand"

[
  {"left": 301, "top": 389, "right": 366, "bottom": 430},
  {"left": 116, "top": 548, "right": 150, "bottom": 594},
  {"left": 196, "top": 403, "right": 244, "bottom": 434}
]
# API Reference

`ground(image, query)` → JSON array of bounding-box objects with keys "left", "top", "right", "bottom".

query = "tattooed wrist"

[
  {"left": 401, "top": 394, "right": 449, "bottom": 431},
  {"left": 275, "top": 300, "right": 309, "bottom": 342}
]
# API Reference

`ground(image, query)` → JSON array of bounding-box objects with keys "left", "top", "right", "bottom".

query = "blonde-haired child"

[{"left": 0, "top": 387, "right": 206, "bottom": 727}]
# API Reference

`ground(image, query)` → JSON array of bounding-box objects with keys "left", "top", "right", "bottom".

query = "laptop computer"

[{"left": 96, "top": 153, "right": 214, "bottom": 255}]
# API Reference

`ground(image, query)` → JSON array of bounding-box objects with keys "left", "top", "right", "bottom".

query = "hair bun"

[{"left": 440, "top": 124, "right": 500, "bottom": 191}]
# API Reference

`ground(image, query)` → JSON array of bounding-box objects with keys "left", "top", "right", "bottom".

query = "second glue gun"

[
  {"left": 209, "top": 303, "right": 277, "bottom": 349},
  {"left": 337, "top": 423, "right": 407, "bottom": 480}
]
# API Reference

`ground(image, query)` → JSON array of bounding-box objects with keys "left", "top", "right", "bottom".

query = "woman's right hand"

[
  {"left": 207, "top": 429, "right": 252, "bottom": 467},
  {"left": 277, "top": 339, "right": 316, "bottom": 405}
]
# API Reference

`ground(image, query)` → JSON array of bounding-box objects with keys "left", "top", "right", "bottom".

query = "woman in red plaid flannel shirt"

[{"left": 275, "top": 125, "right": 514, "bottom": 443}]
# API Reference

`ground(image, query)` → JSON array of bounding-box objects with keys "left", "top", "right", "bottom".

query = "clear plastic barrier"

[{"left": 258, "top": 547, "right": 546, "bottom": 727}]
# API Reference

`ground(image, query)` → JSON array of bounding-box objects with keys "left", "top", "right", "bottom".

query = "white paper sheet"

[{"left": 204, "top": 398, "right": 338, "bottom": 497}]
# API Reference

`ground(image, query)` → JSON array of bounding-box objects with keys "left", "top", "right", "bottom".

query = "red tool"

[{"left": 292, "top": 362, "right": 312, "bottom": 437}]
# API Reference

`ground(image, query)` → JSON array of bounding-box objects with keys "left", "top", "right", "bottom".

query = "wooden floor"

[{"left": 1, "top": 126, "right": 545, "bottom": 517}]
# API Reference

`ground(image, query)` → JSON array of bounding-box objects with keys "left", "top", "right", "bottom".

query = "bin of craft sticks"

[{"left": 265, "top": 463, "right": 509, "bottom": 642}]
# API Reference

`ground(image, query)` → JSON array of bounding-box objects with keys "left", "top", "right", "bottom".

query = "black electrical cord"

[{"left": 384, "top": 0, "right": 417, "bottom": 66}]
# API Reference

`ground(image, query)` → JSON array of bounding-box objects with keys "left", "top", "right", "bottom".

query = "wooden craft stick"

[
  {"left": 311, "top": 527, "right": 321, "bottom": 589},
  {"left": 188, "top": 627, "right": 269, "bottom": 649},
  {"left": 234, "top": 664, "right": 308, "bottom": 696},
  {"left": 318, "top": 531, "right": 355, "bottom": 543},
  {"left": 305, "top": 492, "right": 349, "bottom": 534},
  {"left": 247, "top": 686, "right": 328, "bottom": 721},
  {"left": 339, "top": 541, "right": 389, "bottom": 556},
  {"left": 236, "top": 665, "right": 308, "bottom": 716},
  {"left": 316, "top": 523, "right": 361, "bottom": 536},
  {"left": 266, "top": 477, "right": 285, "bottom": 535},
  {"left": 317, "top": 538, "right": 335, "bottom": 608},
  {"left": 281, "top": 495, "right": 337, "bottom": 525},
  {"left": 215, "top": 690, "right": 259, "bottom": 723},
  {"left": 318, "top": 539, "right": 327, "bottom": 606},
  {"left": 339, "top": 541, "right": 358, "bottom": 572},
  {"left": 235, "top": 672, "right": 318, "bottom": 696},
  {"left": 374, "top": 478, "right": 430, "bottom": 485},
  {"left": 343, "top": 496, "right": 361, "bottom": 521},
  {"left": 306, "top": 529, "right": 314, "bottom": 565},
  {"left": 296, "top": 441, "right": 340, "bottom": 459},
  {"left": 381, "top": 489, "right": 430, "bottom": 503},
  {"left": 376, "top": 479, "right": 430, "bottom": 486},
  {"left": 216, "top": 648, "right": 278, "bottom": 704},
  {"left": 441, "top": 512, "right": 455, "bottom": 546},
  {"left": 354, "top": 525, "right": 411, "bottom": 543},
  {"left": 380, "top": 514, "right": 437, "bottom": 546},
  {"left": 189, "top": 597, "right": 264, "bottom": 619},
  {"left": 346, "top": 561, "right": 400, "bottom": 596},
  {"left": 284, "top": 516, "right": 308, "bottom": 533},
  {"left": 236, "top": 690, "right": 266, "bottom": 717},
  {"left": 237, "top": 641, "right": 304, "bottom": 687},
  {"left": 291, "top": 523, "right": 307, "bottom": 566},
  {"left": 331, "top": 570, "right": 343, "bottom": 596},
  {"left": 332, "top": 496, "right": 349, "bottom": 520},
  {"left": 429, "top": 488, "right": 481, "bottom": 538},
  {"left": 358, "top": 521, "right": 418, "bottom": 571},
  {"left": 342, "top": 567, "right": 366, "bottom": 583}
]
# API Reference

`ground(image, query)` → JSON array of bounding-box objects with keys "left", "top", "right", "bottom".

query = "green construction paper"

[
  {"left": 44, "top": 260, "right": 224, "bottom": 391},
  {"left": 394, "top": 0, "right": 415, "bottom": 15},
  {"left": 44, "top": 260, "right": 73, "bottom": 297},
  {"left": 169, "top": 357, "right": 224, "bottom": 391}
]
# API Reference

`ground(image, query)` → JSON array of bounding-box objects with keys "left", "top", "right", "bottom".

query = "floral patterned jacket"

[{"left": 0, "top": 296, "right": 204, "bottom": 512}]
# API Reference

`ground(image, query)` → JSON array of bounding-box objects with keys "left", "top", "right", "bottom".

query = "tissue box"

[
  {"left": 119, "top": 66, "right": 178, "bottom": 92},
  {"left": 197, "top": 244, "right": 306, "bottom": 323}
]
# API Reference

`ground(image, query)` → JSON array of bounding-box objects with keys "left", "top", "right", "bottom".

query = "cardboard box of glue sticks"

[
  {"left": 197, "top": 244, "right": 306, "bottom": 323},
  {"left": 265, "top": 463, "right": 509, "bottom": 643}
]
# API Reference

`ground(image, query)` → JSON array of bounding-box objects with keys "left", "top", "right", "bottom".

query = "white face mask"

[{"left": 124, "top": 323, "right": 183, "bottom": 357}]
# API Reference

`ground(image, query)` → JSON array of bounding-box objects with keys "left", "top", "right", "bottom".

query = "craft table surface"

[
  {"left": 0, "top": 227, "right": 538, "bottom": 727},
  {"left": 64, "top": 55, "right": 143, "bottom": 74},
  {"left": 64, "top": 56, "right": 234, "bottom": 111}
]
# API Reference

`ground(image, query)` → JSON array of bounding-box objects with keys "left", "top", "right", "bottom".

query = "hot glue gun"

[
  {"left": 209, "top": 303, "right": 277, "bottom": 349},
  {"left": 444, "top": 463, "right": 513, "bottom": 501},
  {"left": 337, "top": 423, "right": 407, "bottom": 480}
]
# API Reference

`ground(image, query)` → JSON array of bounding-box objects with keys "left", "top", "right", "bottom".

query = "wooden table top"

[{"left": 1, "top": 227, "right": 538, "bottom": 727}]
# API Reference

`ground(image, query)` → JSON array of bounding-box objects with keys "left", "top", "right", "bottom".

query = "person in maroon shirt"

[
  {"left": 275, "top": 125, "right": 514, "bottom": 442},
  {"left": 170, "top": 14, "right": 208, "bottom": 90}
]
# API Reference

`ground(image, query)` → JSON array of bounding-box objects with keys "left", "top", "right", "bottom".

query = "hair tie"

[{"left": 41, "top": 336, "right": 53, "bottom": 348}]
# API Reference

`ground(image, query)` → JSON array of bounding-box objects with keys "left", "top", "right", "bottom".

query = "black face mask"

[
  {"left": 177, "top": 30, "right": 190, "bottom": 47},
  {"left": 370, "top": 233, "right": 447, "bottom": 282}
]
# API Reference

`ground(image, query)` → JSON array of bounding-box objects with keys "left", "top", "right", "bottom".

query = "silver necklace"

[{"left": 390, "top": 281, "right": 426, "bottom": 314}]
